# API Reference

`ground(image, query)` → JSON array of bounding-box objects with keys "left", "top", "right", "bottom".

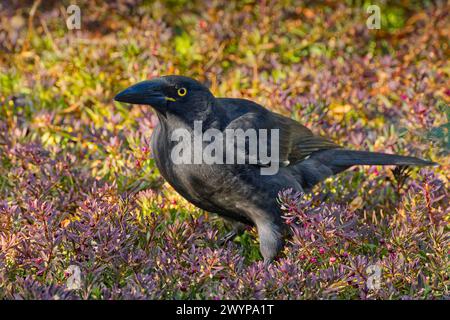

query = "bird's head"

[{"left": 114, "top": 75, "right": 214, "bottom": 118}]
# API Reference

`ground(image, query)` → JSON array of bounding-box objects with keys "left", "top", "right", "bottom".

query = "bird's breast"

[{"left": 150, "top": 124, "right": 229, "bottom": 210}]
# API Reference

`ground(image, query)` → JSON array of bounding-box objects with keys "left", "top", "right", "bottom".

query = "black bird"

[{"left": 115, "top": 75, "right": 437, "bottom": 265}]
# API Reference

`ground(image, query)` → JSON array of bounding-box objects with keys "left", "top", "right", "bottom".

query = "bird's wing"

[
  {"left": 272, "top": 112, "right": 341, "bottom": 164},
  {"left": 225, "top": 110, "right": 340, "bottom": 167}
]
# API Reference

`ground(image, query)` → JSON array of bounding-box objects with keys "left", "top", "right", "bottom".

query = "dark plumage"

[{"left": 115, "top": 75, "right": 437, "bottom": 265}]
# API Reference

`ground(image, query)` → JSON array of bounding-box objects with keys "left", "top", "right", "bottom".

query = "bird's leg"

[
  {"left": 218, "top": 220, "right": 246, "bottom": 245},
  {"left": 256, "top": 220, "right": 285, "bottom": 266}
]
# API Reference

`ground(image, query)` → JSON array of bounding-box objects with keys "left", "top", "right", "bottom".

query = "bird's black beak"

[{"left": 114, "top": 79, "right": 169, "bottom": 108}]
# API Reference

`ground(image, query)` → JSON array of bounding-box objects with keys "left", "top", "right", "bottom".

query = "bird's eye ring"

[{"left": 177, "top": 87, "right": 187, "bottom": 96}]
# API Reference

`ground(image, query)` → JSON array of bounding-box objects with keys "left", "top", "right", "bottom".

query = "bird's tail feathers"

[
  {"left": 293, "top": 149, "right": 437, "bottom": 191},
  {"left": 326, "top": 150, "right": 437, "bottom": 168}
]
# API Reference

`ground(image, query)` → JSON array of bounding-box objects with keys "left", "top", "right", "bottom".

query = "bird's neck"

[{"left": 160, "top": 99, "right": 228, "bottom": 132}]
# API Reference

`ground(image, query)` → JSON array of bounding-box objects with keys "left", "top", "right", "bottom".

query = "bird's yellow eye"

[{"left": 177, "top": 87, "right": 187, "bottom": 97}]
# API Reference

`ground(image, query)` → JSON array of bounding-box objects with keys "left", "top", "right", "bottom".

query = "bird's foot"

[{"left": 218, "top": 230, "right": 237, "bottom": 246}]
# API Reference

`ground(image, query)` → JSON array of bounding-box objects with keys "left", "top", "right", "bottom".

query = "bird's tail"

[
  {"left": 323, "top": 150, "right": 437, "bottom": 168},
  {"left": 293, "top": 149, "right": 437, "bottom": 190}
]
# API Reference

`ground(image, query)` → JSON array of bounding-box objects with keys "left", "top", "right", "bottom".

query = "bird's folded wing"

[{"left": 225, "top": 111, "right": 340, "bottom": 167}]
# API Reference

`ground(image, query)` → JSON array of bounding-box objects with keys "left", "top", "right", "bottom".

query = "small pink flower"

[
  {"left": 300, "top": 254, "right": 307, "bottom": 261},
  {"left": 329, "top": 257, "right": 336, "bottom": 263},
  {"left": 310, "top": 257, "right": 317, "bottom": 263},
  {"left": 400, "top": 94, "right": 408, "bottom": 101},
  {"left": 199, "top": 20, "right": 207, "bottom": 29},
  {"left": 319, "top": 247, "right": 325, "bottom": 254}
]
